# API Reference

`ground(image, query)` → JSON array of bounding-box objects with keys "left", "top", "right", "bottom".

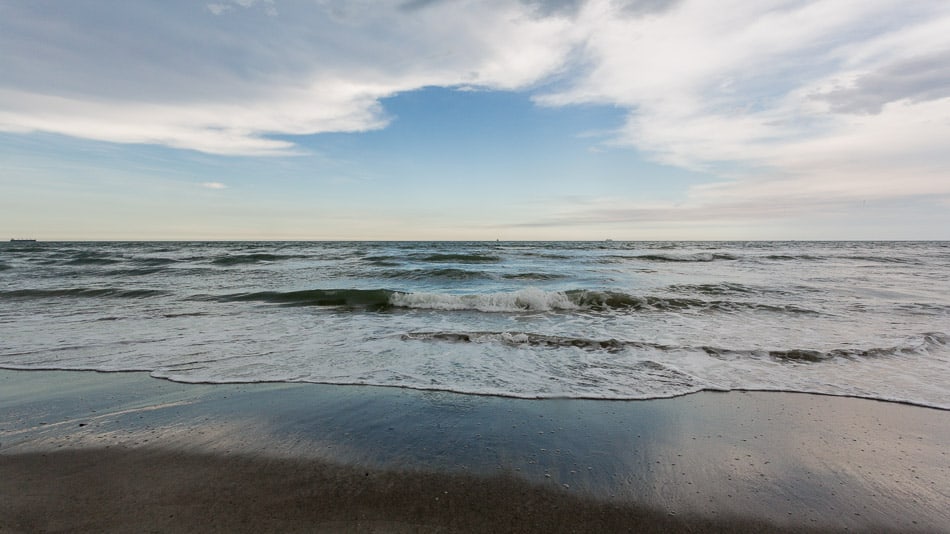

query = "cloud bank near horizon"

[{"left": 2, "top": 0, "right": 949, "bottom": 233}]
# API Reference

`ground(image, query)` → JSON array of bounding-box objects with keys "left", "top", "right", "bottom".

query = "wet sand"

[{"left": 2, "top": 369, "right": 948, "bottom": 533}]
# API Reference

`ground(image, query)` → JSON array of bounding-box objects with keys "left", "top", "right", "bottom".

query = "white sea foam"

[
  {"left": 390, "top": 287, "right": 578, "bottom": 312},
  {"left": 2, "top": 240, "right": 950, "bottom": 409}
]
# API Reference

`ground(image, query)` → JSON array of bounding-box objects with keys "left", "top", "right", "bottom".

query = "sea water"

[{"left": 1, "top": 241, "right": 948, "bottom": 408}]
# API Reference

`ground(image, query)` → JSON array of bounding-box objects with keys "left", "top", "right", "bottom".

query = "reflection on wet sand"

[{"left": 2, "top": 369, "right": 948, "bottom": 532}]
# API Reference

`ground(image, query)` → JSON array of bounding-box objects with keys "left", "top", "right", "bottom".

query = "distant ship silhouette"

[{"left": 10, "top": 238, "right": 37, "bottom": 242}]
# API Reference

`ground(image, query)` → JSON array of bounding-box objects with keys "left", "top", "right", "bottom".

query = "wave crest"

[
  {"left": 404, "top": 330, "right": 948, "bottom": 363},
  {"left": 0, "top": 288, "right": 166, "bottom": 299},
  {"left": 391, "top": 288, "right": 576, "bottom": 312},
  {"left": 211, "top": 253, "right": 306, "bottom": 266},
  {"left": 628, "top": 253, "right": 738, "bottom": 263},
  {"left": 210, "top": 287, "right": 823, "bottom": 315},
  {"left": 402, "top": 331, "right": 632, "bottom": 352},
  {"left": 380, "top": 268, "right": 491, "bottom": 281},
  {"left": 218, "top": 289, "right": 396, "bottom": 309},
  {"left": 415, "top": 253, "right": 501, "bottom": 263}
]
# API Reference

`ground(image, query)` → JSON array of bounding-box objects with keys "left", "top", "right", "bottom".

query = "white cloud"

[
  {"left": 206, "top": 4, "right": 232, "bottom": 15},
  {"left": 208, "top": 0, "right": 276, "bottom": 16},
  {"left": 201, "top": 182, "right": 228, "bottom": 189},
  {"left": 0, "top": 0, "right": 574, "bottom": 155},
  {"left": 525, "top": 0, "right": 950, "bottom": 218},
  {"left": 1, "top": 0, "right": 948, "bottom": 222},
  {"left": 0, "top": 80, "right": 391, "bottom": 156}
]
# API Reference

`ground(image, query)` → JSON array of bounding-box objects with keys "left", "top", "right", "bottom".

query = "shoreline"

[
  {"left": 2, "top": 369, "right": 949, "bottom": 532},
  {"left": 3, "top": 365, "right": 947, "bottom": 412}
]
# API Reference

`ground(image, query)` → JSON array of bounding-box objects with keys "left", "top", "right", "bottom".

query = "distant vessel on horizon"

[{"left": 10, "top": 238, "right": 37, "bottom": 242}]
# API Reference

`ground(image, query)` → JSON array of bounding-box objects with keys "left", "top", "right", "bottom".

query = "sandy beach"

[{"left": 2, "top": 369, "right": 948, "bottom": 533}]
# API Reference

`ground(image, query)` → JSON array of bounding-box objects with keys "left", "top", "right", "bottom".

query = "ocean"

[{"left": 1, "top": 241, "right": 948, "bottom": 409}]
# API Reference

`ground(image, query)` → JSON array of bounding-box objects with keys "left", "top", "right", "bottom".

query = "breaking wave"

[
  {"left": 4, "top": 240, "right": 948, "bottom": 409},
  {"left": 390, "top": 288, "right": 576, "bottom": 312},
  {"left": 700, "top": 332, "right": 948, "bottom": 362},
  {"left": 397, "top": 288, "right": 819, "bottom": 313},
  {"left": 208, "top": 287, "right": 824, "bottom": 315},
  {"left": 403, "top": 330, "right": 948, "bottom": 363}
]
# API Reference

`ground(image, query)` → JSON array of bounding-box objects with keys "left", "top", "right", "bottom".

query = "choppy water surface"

[{"left": 1, "top": 241, "right": 948, "bottom": 408}]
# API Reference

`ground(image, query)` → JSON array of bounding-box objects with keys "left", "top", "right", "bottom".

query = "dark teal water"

[{"left": 1, "top": 241, "right": 948, "bottom": 408}]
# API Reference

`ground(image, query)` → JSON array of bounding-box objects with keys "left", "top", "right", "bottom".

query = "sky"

[{"left": 1, "top": 0, "right": 949, "bottom": 240}]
